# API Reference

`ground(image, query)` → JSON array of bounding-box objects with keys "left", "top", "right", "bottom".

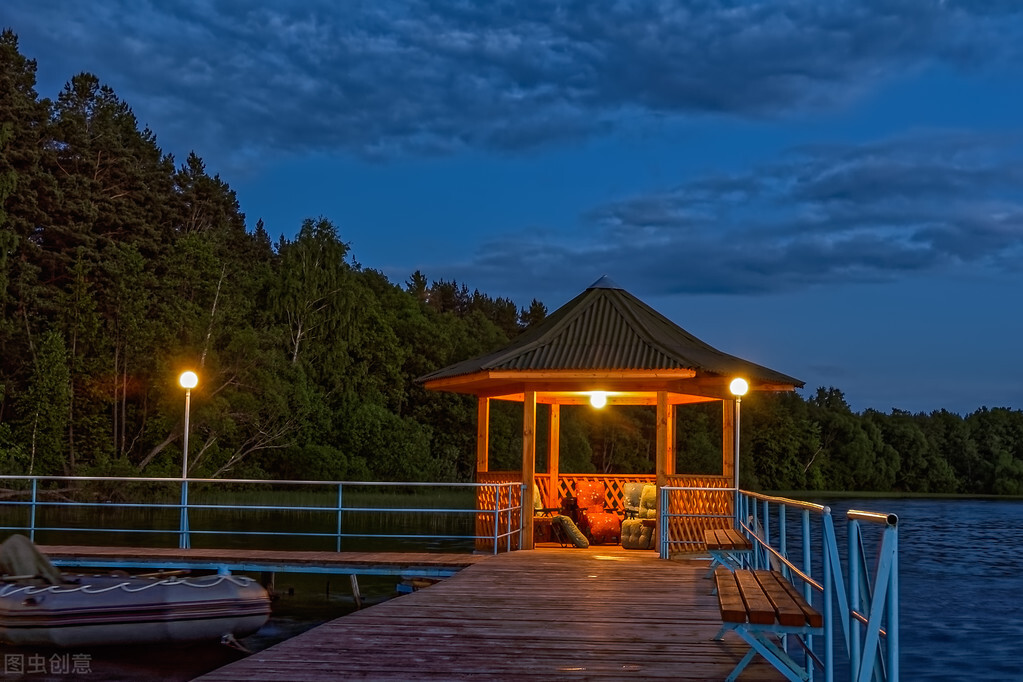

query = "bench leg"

[
  {"left": 713, "top": 622, "right": 737, "bottom": 641},
  {"left": 705, "top": 552, "right": 723, "bottom": 579},
  {"left": 725, "top": 647, "right": 759, "bottom": 682},
  {"left": 706, "top": 550, "right": 751, "bottom": 580},
  {"left": 731, "top": 627, "right": 812, "bottom": 682}
]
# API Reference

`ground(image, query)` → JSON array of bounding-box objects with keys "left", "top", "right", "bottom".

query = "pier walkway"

[
  {"left": 38, "top": 545, "right": 484, "bottom": 578},
  {"left": 198, "top": 546, "right": 782, "bottom": 681}
]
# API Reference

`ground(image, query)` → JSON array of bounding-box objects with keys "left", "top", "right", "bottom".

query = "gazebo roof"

[{"left": 418, "top": 276, "right": 803, "bottom": 404}]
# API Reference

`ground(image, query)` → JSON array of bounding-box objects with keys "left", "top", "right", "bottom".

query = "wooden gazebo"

[{"left": 418, "top": 276, "right": 802, "bottom": 552}]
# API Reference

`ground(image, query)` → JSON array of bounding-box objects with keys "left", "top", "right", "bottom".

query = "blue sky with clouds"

[{"left": 6, "top": 1, "right": 1023, "bottom": 414}]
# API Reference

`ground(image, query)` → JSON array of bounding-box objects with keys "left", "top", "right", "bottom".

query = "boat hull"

[{"left": 0, "top": 573, "right": 271, "bottom": 648}]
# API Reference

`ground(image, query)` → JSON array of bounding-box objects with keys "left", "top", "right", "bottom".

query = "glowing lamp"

[
  {"left": 729, "top": 378, "right": 748, "bottom": 397},
  {"left": 179, "top": 371, "right": 198, "bottom": 389},
  {"left": 589, "top": 391, "right": 607, "bottom": 409}
]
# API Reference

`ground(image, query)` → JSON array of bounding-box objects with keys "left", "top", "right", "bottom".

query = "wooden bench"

[
  {"left": 704, "top": 528, "right": 753, "bottom": 578},
  {"left": 713, "top": 567, "right": 823, "bottom": 682}
]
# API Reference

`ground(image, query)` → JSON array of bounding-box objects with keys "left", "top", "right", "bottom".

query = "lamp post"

[
  {"left": 178, "top": 371, "right": 198, "bottom": 550},
  {"left": 729, "top": 378, "right": 748, "bottom": 528},
  {"left": 179, "top": 371, "right": 198, "bottom": 479}
]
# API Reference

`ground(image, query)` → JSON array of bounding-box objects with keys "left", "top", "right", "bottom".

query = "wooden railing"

[
  {"left": 663, "top": 475, "right": 733, "bottom": 552},
  {"left": 535, "top": 473, "right": 656, "bottom": 512},
  {"left": 475, "top": 472, "right": 523, "bottom": 552},
  {"left": 475, "top": 472, "right": 733, "bottom": 552}
]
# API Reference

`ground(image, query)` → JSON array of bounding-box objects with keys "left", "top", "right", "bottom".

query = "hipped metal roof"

[{"left": 418, "top": 276, "right": 803, "bottom": 403}]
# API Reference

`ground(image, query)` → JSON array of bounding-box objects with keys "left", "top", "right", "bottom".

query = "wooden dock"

[
  {"left": 38, "top": 545, "right": 485, "bottom": 578},
  {"left": 198, "top": 546, "right": 783, "bottom": 680}
]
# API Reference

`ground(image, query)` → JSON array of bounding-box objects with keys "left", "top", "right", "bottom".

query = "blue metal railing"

[
  {"left": 0, "top": 475, "right": 520, "bottom": 556},
  {"left": 737, "top": 491, "right": 899, "bottom": 682},
  {"left": 846, "top": 509, "right": 899, "bottom": 682}
]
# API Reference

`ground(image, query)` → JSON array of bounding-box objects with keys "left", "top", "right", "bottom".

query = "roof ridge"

[{"left": 416, "top": 279, "right": 803, "bottom": 388}]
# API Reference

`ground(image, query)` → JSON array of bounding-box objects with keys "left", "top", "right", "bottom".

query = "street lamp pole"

[
  {"left": 729, "top": 378, "right": 748, "bottom": 529},
  {"left": 179, "top": 371, "right": 198, "bottom": 479},
  {"left": 178, "top": 371, "right": 198, "bottom": 549}
]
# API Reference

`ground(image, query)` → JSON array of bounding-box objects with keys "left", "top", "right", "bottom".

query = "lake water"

[
  {"left": 823, "top": 497, "right": 1023, "bottom": 682},
  {"left": 1, "top": 497, "right": 1018, "bottom": 680}
]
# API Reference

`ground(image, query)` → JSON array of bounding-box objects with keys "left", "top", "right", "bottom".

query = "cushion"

[
  {"left": 585, "top": 512, "right": 621, "bottom": 545},
  {"left": 621, "top": 519, "right": 654, "bottom": 550},
  {"left": 639, "top": 484, "right": 657, "bottom": 519},
  {"left": 623, "top": 482, "right": 644, "bottom": 510},
  {"left": 574, "top": 481, "right": 605, "bottom": 513}
]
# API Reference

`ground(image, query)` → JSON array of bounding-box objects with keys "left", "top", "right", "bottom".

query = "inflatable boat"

[{"left": 0, "top": 536, "right": 270, "bottom": 647}]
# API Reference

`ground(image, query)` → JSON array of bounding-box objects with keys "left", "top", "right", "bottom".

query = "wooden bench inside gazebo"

[{"left": 418, "top": 276, "right": 802, "bottom": 555}]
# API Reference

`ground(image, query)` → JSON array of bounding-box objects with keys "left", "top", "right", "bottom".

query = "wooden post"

[
  {"left": 722, "top": 399, "right": 735, "bottom": 481},
  {"left": 522, "top": 390, "right": 537, "bottom": 549},
  {"left": 350, "top": 574, "right": 362, "bottom": 610},
  {"left": 548, "top": 404, "right": 560, "bottom": 507},
  {"left": 656, "top": 392, "right": 669, "bottom": 553},
  {"left": 476, "top": 397, "right": 490, "bottom": 474},
  {"left": 666, "top": 402, "right": 675, "bottom": 476}
]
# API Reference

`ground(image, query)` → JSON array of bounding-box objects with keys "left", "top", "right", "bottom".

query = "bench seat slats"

[
  {"left": 734, "top": 569, "right": 777, "bottom": 625},
  {"left": 714, "top": 568, "right": 748, "bottom": 622},
  {"left": 713, "top": 567, "right": 822, "bottom": 628},
  {"left": 722, "top": 528, "right": 752, "bottom": 551},
  {"left": 704, "top": 528, "right": 753, "bottom": 551},
  {"left": 774, "top": 570, "right": 824, "bottom": 628},
  {"left": 754, "top": 570, "right": 807, "bottom": 627}
]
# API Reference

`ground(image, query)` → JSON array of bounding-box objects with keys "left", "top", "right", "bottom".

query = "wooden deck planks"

[
  {"left": 197, "top": 547, "right": 784, "bottom": 681},
  {"left": 38, "top": 545, "right": 484, "bottom": 574}
]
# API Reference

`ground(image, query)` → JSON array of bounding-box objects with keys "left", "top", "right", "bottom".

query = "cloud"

[
  {"left": 441, "top": 132, "right": 1023, "bottom": 296},
  {"left": 6, "top": 0, "right": 1023, "bottom": 166}
]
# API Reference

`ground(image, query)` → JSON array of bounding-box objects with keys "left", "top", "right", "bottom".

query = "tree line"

[{"left": 2, "top": 30, "right": 1022, "bottom": 495}]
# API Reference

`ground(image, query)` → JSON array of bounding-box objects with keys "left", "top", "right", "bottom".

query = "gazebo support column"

[
  {"left": 522, "top": 390, "right": 537, "bottom": 549},
  {"left": 548, "top": 404, "right": 560, "bottom": 506},
  {"left": 476, "top": 397, "right": 490, "bottom": 475},
  {"left": 722, "top": 400, "right": 735, "bottom": 522},
  {"left": 655, "top": 392, "right": 675, "bottom": 553}
]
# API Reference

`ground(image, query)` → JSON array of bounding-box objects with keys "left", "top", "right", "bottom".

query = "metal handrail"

[
  {"left": 657, "top": 485, "right": 899, "bottom": 682},
  {"left": 734, "top": 490, "right": 899, "bottom": 682},
  {"left": 0, "top": 475, "right": 520, "bottom": 556}
]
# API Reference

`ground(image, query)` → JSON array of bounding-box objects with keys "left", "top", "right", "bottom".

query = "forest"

[{"left": 2, "top": 30, "right": 1023, "bottom": 495}]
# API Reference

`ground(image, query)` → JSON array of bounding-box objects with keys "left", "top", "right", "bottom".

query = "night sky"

[{"left": 6, "top": 1, "right": 1023, "bottom": 414}]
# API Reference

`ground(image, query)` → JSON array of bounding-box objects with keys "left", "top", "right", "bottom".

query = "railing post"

[
  {"left": 737, "top": 491, "right": 749, "bottom": 567},
  {"left": 753, "top": 499, "right": 762, "bottom": 568},
  {"left": 778, "top": 503, "right": 788, "bottom": 579},
  {"left": 763, "top": 498, "right": 771, "bottom": 569},
  {"left": 803, "top": 508, "right": 813, "bottom": 682},
  {"left": 849, "top": 519, "right": 862, "bottom": 682},
  {"left": 822, "top": 508, "right": 834, "bottom": 682},
  {"left": 887, "top": 525, "right": 899, "bottom": 682},
  {"left": 29, "top": 478, "right": 38, "bottom": 542},
  {"left": 179, "top": 479, "right": 190, "bottom": 549},
  {"left": 492, "top": 484, "right": 499, "bottom": 556},
  {"left": 510, "top": 483, "right": 519, "bottom": 553},
  {"left": 336, "top": 483, "right": 344, "bottom": 552}
]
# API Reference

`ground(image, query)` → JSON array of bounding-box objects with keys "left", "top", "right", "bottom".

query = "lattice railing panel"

[
  {"left": 665, "top": 474, "right": 733, "bottom": 552},
  {"left": 476, "top": 472, "right": 733, "bottom": 553},
  {"left": 553, "top": 474, "right": 656, "bottom": 514},
  {"left": 475, "top": 472, "right": 522, "bottom": 552}
]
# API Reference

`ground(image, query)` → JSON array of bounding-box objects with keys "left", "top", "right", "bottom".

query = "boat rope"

[{"left": 0, "top": 574, "right": 257, "bottom": 597}]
